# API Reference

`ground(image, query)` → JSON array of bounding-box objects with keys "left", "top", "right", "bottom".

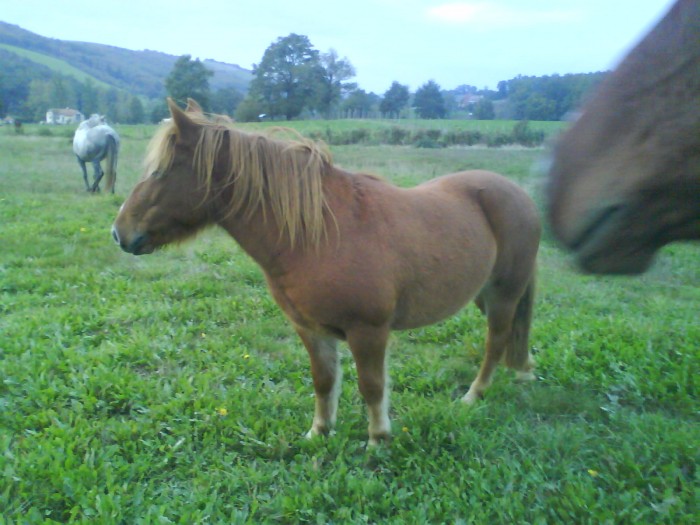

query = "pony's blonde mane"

[{"left": 144, "top": 114, "right": 334, "bottom": 247}]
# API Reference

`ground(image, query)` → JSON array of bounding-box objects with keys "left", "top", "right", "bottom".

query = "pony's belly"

[
  {"left": 391, "top": 278, "right": 483, "bottom": 330},
  {"left": 391, "top": 302, "right": 469, "bottom": 331}
]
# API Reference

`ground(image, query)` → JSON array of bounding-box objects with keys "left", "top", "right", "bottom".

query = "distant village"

[{"left": 2, "top": 107, "right": 84, "bottom": 126}]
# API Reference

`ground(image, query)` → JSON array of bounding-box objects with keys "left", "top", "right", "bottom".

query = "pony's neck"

[
  {"left": 214, "top": 200, "right": 286, "bottom": 272},
  {"left": 213, "top": 166, "right": 352, "bottom": 275}
]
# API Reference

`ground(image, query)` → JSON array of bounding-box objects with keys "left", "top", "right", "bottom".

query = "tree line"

[{"left": 0, "top": 33, "right": 606, "bottom": 123}]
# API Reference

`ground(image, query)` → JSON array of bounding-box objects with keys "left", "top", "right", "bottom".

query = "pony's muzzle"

[{"left": 112, "top": 226, "right": 149, "bottom": 255}]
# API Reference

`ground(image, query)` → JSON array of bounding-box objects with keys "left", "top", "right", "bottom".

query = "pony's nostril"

[
  {"left": 128, "top": 233, "right": 146, "bottom": 254},
  {"left": 111, "top": 226, "right": 120, "bottom": 244}
]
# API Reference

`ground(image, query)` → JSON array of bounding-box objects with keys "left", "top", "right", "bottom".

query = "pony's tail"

[
  {"left": 504, "top": 274, "right": 536, "bottom": 372},
  {"left": 104, "top": 135, "right": 118, "bottom": 194}
]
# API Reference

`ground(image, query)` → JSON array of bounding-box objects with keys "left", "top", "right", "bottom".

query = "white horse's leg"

[
  {"left": 77, "top": 157, "right": 90, "bottom": 191},
  {"left": 91, "top": 159, "right": 104, "bottom": 192}
]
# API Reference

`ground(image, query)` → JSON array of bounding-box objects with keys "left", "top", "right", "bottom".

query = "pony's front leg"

[
  {"left": 347, "top": 325, "right": 391, "bottom": 446},
  {"left": 295, "top": 327, "right": 342, "bottom": 438},
  {"left": 91, "top": 160, "right": 104, "bottom": 192}
]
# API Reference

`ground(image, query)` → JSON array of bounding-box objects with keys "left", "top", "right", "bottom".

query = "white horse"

[{"left": 72, "top": 115, "right": 120, "bottom": 193}]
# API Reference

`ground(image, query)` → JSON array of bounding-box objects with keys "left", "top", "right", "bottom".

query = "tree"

[
  {"left": 126, "top": 96, "right": 145, "bottom": 124},
  {"left": 414, "top": 80, "right": 446, "bottom": 119},
  {"left": 316, "top": 49, "right": 356, "bottom": 117},
  {"left": 0, "top": 51, "right": 35, "bottom": 117},
  {"left": 78, "top": 78, "right": 99, "bottom": 117},
  {"left": 250, "top": 34, "right": 322, "bottom": 120},
  {"left": 504, "top": 72, "right": 607, "bottom": 120},
  {"left": 26, "top": 79, "right": 52, "bottom": 121},
  {"left": 473, "top": 98, "right": 495, "bottom": 120},
  {"left": 380, "top": 81, "right": 409, "bottom": 118},
  {"left": 100, "top": 88, "right": 120, "bottom": 122},
  {"left": 149, "top": 99, "right": 170, "bottom": 123},
  {"left": 496, "top": 80, "right": 509, "bottom": 100},
  {"left": 48, "top": 76, "right": 73, "bottom": 109},
  {"left": 165, "top": 55, "right": 213, "bottom": 111},
  {"left": 234, "top": 95, "right": 266, "bottom": 122},
  {"left": 210, "top": 87, "right": 244, "bottom": 116},
  {"left": 342, "top": 89, "right": 379, "bottom": 118}
]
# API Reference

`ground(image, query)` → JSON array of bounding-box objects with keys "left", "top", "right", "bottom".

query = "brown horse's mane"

[{"left": 144, "top": 113, "right": 334, "bottom": 247}]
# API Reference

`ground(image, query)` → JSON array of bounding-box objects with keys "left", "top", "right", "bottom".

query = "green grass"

[{"left": 0, "top": 125, "right": 698, "bottom": 524}]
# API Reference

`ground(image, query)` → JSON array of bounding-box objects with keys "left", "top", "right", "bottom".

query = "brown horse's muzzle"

[{"left": 111, "top": 226, "right": 153, "bottom": 255}]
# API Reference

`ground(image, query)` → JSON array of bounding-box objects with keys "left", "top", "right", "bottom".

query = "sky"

[{"left": 2, "top": 0, "right": 677, "bottom": 93}]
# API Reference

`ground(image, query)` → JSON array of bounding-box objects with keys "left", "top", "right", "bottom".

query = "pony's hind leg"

[
  {"left": 346, "top": 325, "right": 391, "bottom": 446},
  {"left": 463, "top": 277, "right": 537, "bottom": 404},
  {"left": 462, "top": 298, "right": 517, "bottom": 404},
  {"left": 295, "top": 327, "right": 342, "bottom": 438},
  {"left": 505, "top": 276, "right": 536, "bottom": 382}
]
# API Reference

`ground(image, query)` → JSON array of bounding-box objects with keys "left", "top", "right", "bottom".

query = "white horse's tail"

[{"left": 104, "top": 135, "right": 119, "bottom": 193}]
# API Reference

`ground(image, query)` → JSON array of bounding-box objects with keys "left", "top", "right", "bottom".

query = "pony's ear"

[
  {"left": 185, "top": 98, "right": 204, "bottom": 113},
  {"left": 167, "top": 98, "right": 199, "bottom": 144}
]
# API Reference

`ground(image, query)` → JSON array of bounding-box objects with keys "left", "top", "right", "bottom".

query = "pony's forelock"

[{"left": 143, "top": 120, "right": 178, "bottom": 178}]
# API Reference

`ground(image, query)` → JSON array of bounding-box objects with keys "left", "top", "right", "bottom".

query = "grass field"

[{"left": 0, "top": 122, "right": 698, "bottom": 524}]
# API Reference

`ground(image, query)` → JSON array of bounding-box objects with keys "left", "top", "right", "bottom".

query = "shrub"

[
  {"left": 325, "top": 128, "right": 371, "bottom": 145},
  {"left": 383, "top": 126, "right": 410, "bottom": 145},
  {"left": 486, "top": 132, "right": 513, "bottom": 147},
  {"left": 442, "top": 130, "right": 483, "bottom": 146},
  {"left": 512, "top": 120, "right": 545, "bottom": 147}
]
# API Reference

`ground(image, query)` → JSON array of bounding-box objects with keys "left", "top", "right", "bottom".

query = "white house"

[{"left": 46, "top": 108, "right": 84, "bottom": 125}]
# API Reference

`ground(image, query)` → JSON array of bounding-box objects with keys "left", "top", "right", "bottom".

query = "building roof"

[{"left": 48, "top": 108, "right": 82, "bottom": 116}]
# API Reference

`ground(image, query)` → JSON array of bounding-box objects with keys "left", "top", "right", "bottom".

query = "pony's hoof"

[
  {"left": 367, "top": 431, "right": 391, "bottom": 447},
  {"left": 305, "top": 425, "right": 332, "bottom": 440},
  {"left": 515, "top": 371, "right": 537, "bottom": 382},
  {"left": 461, "top": 389, "right": 483, "bottom": 405},
  {"left": 367, "top": 436, "right": 389, "bottom": 447},
  {"left": 305, "top": 428, "right": 320, "bottom": 439}
]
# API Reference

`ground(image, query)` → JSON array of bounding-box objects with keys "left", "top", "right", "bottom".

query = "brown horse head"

[
  {"left": 113, "top": 98, "right": 333, "bottom": 255},
  {"left": 547, "top": 0, "right": 700, "bottom": 274},
  {"left": 112, "top": 99, "right": 216, "bottom": 254}
]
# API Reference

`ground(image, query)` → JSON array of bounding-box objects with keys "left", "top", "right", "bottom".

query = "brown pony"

[
  {"left": 547, "top": 0, "right": 700, "bottom": 274},
  {"left": 112, "top": 98, "right": 541, "bottom": 445}
]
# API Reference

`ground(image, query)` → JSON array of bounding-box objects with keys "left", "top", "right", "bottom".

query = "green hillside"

[
  {"left": 0, "top": 21, "right": 252, "bottom": 98},
  {"left": 0, "top": 43, "right": 113, "bottom": 90}
]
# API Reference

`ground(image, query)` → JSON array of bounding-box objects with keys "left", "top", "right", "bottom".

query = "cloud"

[{"left": 427, "top": 2, "right": 582, "bottom": 28}]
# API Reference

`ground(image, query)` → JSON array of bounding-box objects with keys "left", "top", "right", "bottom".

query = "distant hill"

[{"left": 0, "top": 21, "right": 252, "bottom": 98}]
